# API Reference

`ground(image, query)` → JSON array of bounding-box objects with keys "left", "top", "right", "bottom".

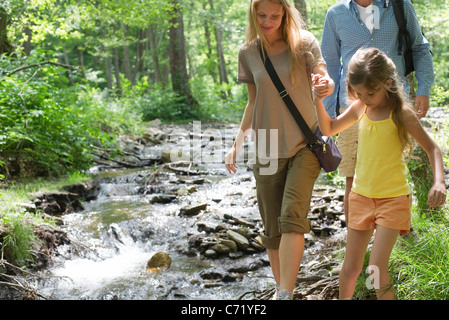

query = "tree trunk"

[
  {"left": 294, "top": 0, "right": 308, "bottom": 28},
  {"left": 77, "top": 47, "right": 85, "bottom": 78},
  {"left": 113, "top": 47, "right": 122, "bottom": 95},
  {"left": 120, "top": 21, "right": 134, "bottom": 86},
  {"left": 208, "top": 0, "right": 228, "bottom": 86},
  {"left": 135, "top": 29, "right": 145, "bottom": 83},
  {"left": 148, "top": 25, "right": 162, "bottom": 84},
  {"left": 104, "top": 50, "right": 113, "bottom": 90},
  {"left": 23, "top": 26, "right": 32, "bottom": 56},
  {"left": 0, "top": 7, "right": 12, "bottom": 55},
  {"left": 62, "top": 47, "right": 75, "bottom": 86},
  {"left": 168, "top": 0, "right": 198, "bottom": 108},
  {"left": 202, "top": 1, "right": 217, "bottom": 83}
]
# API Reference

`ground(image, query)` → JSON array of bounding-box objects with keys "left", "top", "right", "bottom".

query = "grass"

[
  {"left": 1, "top": 212, "right": 38, "bottom": 265},
  {"left": 390, "top": 208, "right": 449, "bottom": 300},
  {"left": 348, "top": 204, "right": 449, "bottom": 300},
  {"left": 0, "top": 171, "right": 91, "bottom": 266}
]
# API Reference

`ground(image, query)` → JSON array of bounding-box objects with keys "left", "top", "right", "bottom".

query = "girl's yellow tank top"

[{"left": 352, "top": 107, "right": 411, "bottom": 198}]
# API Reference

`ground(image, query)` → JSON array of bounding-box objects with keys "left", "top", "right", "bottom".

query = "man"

[{"left": 321, "top": 0, "right": 434, "bottom": 222}]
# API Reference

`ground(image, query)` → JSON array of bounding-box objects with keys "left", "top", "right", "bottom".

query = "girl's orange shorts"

[{"left": 348, "top": 191, "right": 411, "bottom": 234}]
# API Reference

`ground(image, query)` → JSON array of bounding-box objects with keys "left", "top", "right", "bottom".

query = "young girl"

[
  {"left": 313, "top": 48, "right": 446, "bottom": 300},
  {"left": 225, "top": 0, "right": 333, "bottom": 299}
]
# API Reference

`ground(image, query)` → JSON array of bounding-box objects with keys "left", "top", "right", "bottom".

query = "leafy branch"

[{"left": 5, "top": 61, "right": 78, "bottom": 77}]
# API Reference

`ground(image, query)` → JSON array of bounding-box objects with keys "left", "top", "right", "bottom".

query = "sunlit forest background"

[{"left": 1, "top": 0, "right": 448, "bottom": 179}]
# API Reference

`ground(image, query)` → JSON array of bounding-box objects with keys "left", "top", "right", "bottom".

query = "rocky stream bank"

[{"left": 1, "top": 107, "right": 448, "bottom": 300}]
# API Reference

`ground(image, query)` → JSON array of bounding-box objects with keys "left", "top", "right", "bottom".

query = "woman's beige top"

[{"left": 238, "top": 30, "right": 326, "bottom": 161}]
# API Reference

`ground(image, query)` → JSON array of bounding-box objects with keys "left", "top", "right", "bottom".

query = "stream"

[{"left": 32, "top": 122, "right": 347, "bottom": 300}]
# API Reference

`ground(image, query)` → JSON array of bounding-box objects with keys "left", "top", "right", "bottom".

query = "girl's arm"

[
  {"left": 225, "top": 83, "right": 256, "bottom": 174},
  {"left": 312, "top": 73, "right": 362, "bottom": 136},
  {"left": 314, "top": 95, "right": 361, "bottom": 137},
  {"left": 403, "top": 106, "right": 447, "bottom": 207}
]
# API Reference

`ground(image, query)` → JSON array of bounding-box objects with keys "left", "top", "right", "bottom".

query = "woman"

[{"left": 225, "top": 0, "right": 333, "bottom": 299}]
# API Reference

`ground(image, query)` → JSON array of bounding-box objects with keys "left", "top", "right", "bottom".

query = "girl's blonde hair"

[
  {"left": 347, "top": 48, "right": 414, "bottom": 155},
  {"left": 245, "top": 0, "right": 306, "bottom": 84}
]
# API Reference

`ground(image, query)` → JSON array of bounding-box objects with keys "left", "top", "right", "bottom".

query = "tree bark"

[
  {"left": 208, "top": 0, "right": 228, "bottom": 86},
  {"left": 168, "top": 0, "right": 198, "bottom": 107},
  {"left": 148, "top": 25, "right": 163, "bottom": 84},
  {"left": 294, "top": 0, "right": 308, "bottom": 28},
  {"left": 135, "top": 29, "right": 145, "bottom": 83},
  {"left": 120, "top": 21, "right": 134, "bottom": 86},
  {"left": 104, "top": 50, "right": 113, "bottom": 90},
  {"left": 202, "top": 1, "right": 217, "bottom": 83},
  {"left": 0, "top": 7, "right": 12, "bottom": 55},
  {"left": 63, "top": 47, "right": 75, "bottom": 86},
  {"left": 23, "top": 26, "right": 32, "bottom": 56},
  {"left": 77, "top": 47, "right": 85, "bottom": 78},
  {"left": 113, "top": 46, "right": 122, "bottom": 95}
]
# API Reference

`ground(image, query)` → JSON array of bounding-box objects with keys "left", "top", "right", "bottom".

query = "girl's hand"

[
  {"left": 311, "top": 73, "right": 333, "bottom": 99},
  {"left": 427, "top": 182, "right": 447, "bottom": 207}
]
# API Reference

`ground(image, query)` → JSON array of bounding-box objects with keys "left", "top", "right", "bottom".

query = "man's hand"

[{"left": 415, "top": 95, "right": 430, "bottom": 119}]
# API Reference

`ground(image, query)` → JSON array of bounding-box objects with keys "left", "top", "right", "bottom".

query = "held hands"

[{"left": 311, "top": 73, "right": 334, "bottom": 99}]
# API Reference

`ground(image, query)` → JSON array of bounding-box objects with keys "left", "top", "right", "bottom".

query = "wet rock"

[
  {"left": 204, "top": 249, "right": 217, "bottom": 258},
  {"left": 233, "top": 227, "right": 256, "bottom": 240},
  {"left": 176, "top": 186, "right": 197, "bottom": 196},
  {"left": 229, "top": 251, "right": 244, "bottom": 259},
  {"left": 147, "top": 252, "right": 172, "bottom": 272},
  {"left": 226, "top": 230, "right": 249, "bottom": 251},
  {"left": 178, "top": 178, "right": 207, "bottom": 185},
  {"left": 223, "top": 213, "right": 256, "bottom": 228},
  {"left": 199, "top": 267, "right": 236, "bottom": 282},
  {"left": 226, "top": 256, "right": 268, "bottom": 273},
  {"left": 179, "top": 203, "right": 207, "bottom": 217},
  {"left": 32, "top": 192, "right": 84, "bottom": 215},
  {"left": 218, "top": 239, "right": 238, "bottom": 253},
  {"left": 250, "top": 240, "right": 265, "bottom": 252},
  {"left": 141, "top": 123, "right": 168, "bottom": 145},
  {"left": 62, "top": 180, "right": 100, "bottom": 201},
  {"left": 210, "top": 243, "right": 231, "bottom": 254},
  {"left": 196, "top": 221, "right": 222, "bottom": 233},
  {"left": 161, "top": 149, "right": 174, "bottom": 163},
  {"left": 119, "top": 219, "right": 154, "bottom": 242},
  {"left": 150, "top": 194, "right": 177, "bottom": 204}
]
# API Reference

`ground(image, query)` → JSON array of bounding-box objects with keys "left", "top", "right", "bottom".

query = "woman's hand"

[
  {"left": 225, "top": 146, "right": 239, "bottom": 174},
  {"left": 311, "top": 73, "right": 334, "bottom": 99}
]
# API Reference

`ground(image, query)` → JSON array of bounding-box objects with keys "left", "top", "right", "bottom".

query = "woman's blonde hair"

[
  {"left": 245, "top": 0, "right": 306, "bottom": 84},
  {"left": 347, "top": 48, "right": 414, "bottom": 155}
]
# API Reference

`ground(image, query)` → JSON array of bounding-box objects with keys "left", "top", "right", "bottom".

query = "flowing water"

[
  {"left": 35, "top": 166, "right": 278, "bottom": 300},
  {"left": 33, "top": 123, "right": 344, "bottom": 300}
]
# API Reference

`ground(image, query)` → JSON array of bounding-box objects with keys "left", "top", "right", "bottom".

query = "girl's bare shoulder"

[
  {"left": 401, "top": 105, "right": 419, "bottom": 124},
  {"left": 348, "top": 99, "right": 366, "bottom": 119}
]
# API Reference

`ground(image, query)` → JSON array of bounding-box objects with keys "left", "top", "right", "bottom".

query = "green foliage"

[
  {"left": 413, "top": 0, "right": 449, "bottom": 107},
  {"left": 390, "top": 211, "right": 449, "bottom": 299},
  {"left": 1, "top": 212, "right": 38, "bottom": 266},
  {"left": 0, "top": 55, "right": 119, "bottom": 178},
  {"left": 406, "top": 146, "right": 439, "bottom": 215},
  {"left": 127, "top": 82, "right": 198, "bottom": 123}
]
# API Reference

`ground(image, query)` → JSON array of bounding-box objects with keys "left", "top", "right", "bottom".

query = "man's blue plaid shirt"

[{"left": 321, "top": 0, "right": 434, "bottom": 118}]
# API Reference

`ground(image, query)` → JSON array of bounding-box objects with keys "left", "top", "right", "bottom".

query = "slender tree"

[
  {"left": 168, "top": 0, "right": 198, "bottom": 108},
  {"left": 294, "top": 0, "right": 308, "bottom": 27},
  {"left": 0, "top": 6, "right": 12, "bottom": 55}
]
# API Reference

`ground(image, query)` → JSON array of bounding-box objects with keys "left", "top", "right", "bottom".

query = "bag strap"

[
  {"left": 392, "top": 0, "right": 412, "bottom": 57},
  {"left": 257, "top": 39, "right": 320, "bottom": 148}
]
